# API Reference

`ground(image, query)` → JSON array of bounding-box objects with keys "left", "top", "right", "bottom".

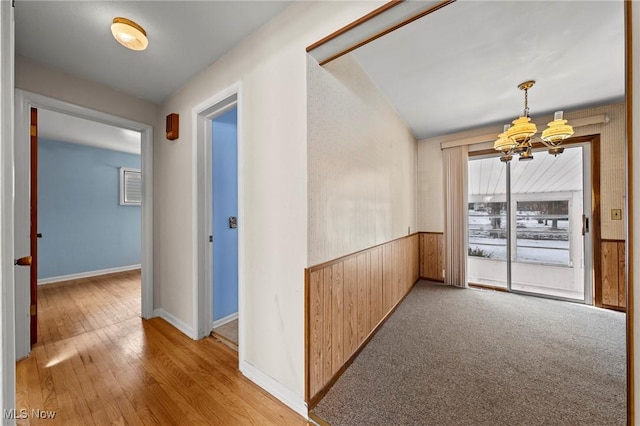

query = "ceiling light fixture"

[
  {"left": 111, "top": 17, "right": 148, "bottom": 51},
  {"left": 493, "top": 80, "right": 574, "bottom": 162}
]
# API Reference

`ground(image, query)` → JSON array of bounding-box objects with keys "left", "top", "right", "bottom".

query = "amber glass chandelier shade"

[
  {"left": 541, "top": 111, "right": 574, "bottom": 145},
  {"left": 493, "top": 124, "right": 516, "bottom": 152},
  {"left": 506, "top": 116, "right": 537, "bottom": 143}
]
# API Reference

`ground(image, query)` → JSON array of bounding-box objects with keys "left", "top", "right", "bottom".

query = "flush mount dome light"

[{"left": 111, "top": 17, "right": 148, "bottom": 51}]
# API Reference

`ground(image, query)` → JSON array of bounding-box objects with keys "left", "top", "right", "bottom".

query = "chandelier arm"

[{"left": 538, "top": 137, "right": 552, "bottom": 148}]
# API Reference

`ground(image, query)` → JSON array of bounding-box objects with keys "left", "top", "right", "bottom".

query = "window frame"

[{"left": 120, "top": 167, "right": 142, "bottom": 206}]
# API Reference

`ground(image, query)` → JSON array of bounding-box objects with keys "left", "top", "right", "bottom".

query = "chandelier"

[{"left": 493, "top": 80, "right": 574, "bottom": 162}]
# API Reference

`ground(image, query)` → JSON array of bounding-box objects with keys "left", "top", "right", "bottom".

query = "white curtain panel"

[{"left": 443, "top": 145, "right": 468, "bottom": 288}]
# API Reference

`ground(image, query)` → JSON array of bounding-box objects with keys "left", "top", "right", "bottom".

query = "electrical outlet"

[{"left": 611, "top": 209, "right": 622, "bottom": 220}]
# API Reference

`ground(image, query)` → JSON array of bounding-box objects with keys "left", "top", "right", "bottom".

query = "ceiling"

[
  {"left": 39, "top": 109, "right": 141, "bottom": 155},
  {"left": 15, "top": 1, "right": 291, "bottom": 104},
  {"left": 15, "top": 1, "right": 626, "bottom": 150},
  {"left": 16, "top": 0, "right": 290, "bottom": 152},
  {"left": 351, "top": 0, "right": 625, "bottom": 140}
]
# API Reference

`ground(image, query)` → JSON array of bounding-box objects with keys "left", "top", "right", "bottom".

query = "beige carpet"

[
  {"left": 313, "top": 281, "right": 626, "bottom": 425},
  {"left": 213, "top": 318, "right": 238, "bottom": 346}
]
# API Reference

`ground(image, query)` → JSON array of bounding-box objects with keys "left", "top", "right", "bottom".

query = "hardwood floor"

[
  {"left": 36, "top": 271, "right": 141, "bottom": 345},
  {"left": 16, "top": 271, "right": 307, "bottom": 425}
]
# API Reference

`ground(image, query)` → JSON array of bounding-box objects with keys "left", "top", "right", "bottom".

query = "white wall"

[
  {"left": 155, "top": 1, "right": 383, "bottom": 403},
  {"left": 417, "top": 141, "right": 444, "bottom": 232},
  {"left": 15, "top": 56, "right": 158, "bottom": 126},
  {"left": 307, "top": 54, "right": 417, "bottom": 265}
]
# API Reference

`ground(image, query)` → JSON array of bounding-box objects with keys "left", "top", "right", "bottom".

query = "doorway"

[
  {"left": 193, "top": 83, "right": 244, "bottom": 368},
  {"left": 14, "top": 90, "right": 154, "bottom": 359},
  {"left": 467, "top": 141, "right": 595, "bottom": 303},
  {"left": 35, "top": 107, "right": 142, "bottom": 344},
  {"left": 211, "top": 107, "right": 239, "bottom": 349}
]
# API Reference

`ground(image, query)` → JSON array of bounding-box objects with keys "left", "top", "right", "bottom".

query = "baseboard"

[
  {"left": 212, "top": 312, "right": 238, "bottom": 329},
  {"left": 240, "top": 360, "right": 308, "bottom": 420},
  {"left": 153, "top": 308, "right": 196, "bottom": 339},
  {"left": 38, "top": 264, "right": 141, "bottom": 285},
  {"left": 420, "top": 276, "right": 445, "bottom": 283}
]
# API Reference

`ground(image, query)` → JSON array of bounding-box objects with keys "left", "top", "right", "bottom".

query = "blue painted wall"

[
  {"left": 38, "top": 138, "right": 141, "bottom": 279},
  {"left": 212, "top": 108, "right": 238, "bottom": 321}
]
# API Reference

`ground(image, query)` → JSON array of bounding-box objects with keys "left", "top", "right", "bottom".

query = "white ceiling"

[
  {"left": 15, "top": 1, "right": 292, "bottom": 104},
  {"left": 351, "top": 0, "right": 625, "bottom": 140},
  {"left": 39, "top": 109, "right": 141, "bottom": 155}
]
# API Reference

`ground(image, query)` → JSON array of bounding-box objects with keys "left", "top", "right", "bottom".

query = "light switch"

[{"left": 611, "top": 209, "right": 622, "bottom": 220}]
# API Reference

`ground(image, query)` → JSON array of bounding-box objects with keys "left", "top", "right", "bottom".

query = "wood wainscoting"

[
  {"left": 601, "top": 239, "right": 626, "bottom": 311},
  {"left": 419, "top": 232, "right": 444, "bottom": 282},
  {"left": 305, "top": 234, "right": 420, "bottom": 406}
]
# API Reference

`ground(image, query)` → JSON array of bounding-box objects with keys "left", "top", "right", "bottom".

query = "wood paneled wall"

[
  {"left": 601, "top": 240, "right": 626, "bottom": 310},
  {"left": 420, "top": 232, "right": 444, "bottom": 282},
  {"left": 306, "top": 234, "right": 419, "bottom": 405}
]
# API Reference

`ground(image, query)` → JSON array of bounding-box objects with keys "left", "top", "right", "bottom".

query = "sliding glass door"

[{"left": 467, "top": 145, "right": 591, "bottom": 303}]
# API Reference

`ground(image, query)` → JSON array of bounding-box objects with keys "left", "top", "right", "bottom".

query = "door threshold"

[
  {"left": 510, "top": 289, "right": 586, "bottom": 305},
  {"left": 210, "top": 331, "right": 238, "bottom": 352}
]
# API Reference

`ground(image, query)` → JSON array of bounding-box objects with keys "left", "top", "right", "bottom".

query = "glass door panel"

[
  {"left": 510, "top": 147, "right": 585, "bottom": 300},
  {"left": 515, "top": 200, "right": 570, "bottom": 266},
  {"left": 467, "top": 157, "right": 508, "bottom": 288}
]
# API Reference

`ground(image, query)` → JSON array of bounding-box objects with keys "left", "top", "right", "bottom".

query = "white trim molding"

[
  {"left": 153, "top": 309, "right": 196, "bottom": 339},
  {"left": 0, "top": 0, "right": 16, "bottom": 418},
  {"left": 37, "top": 264, "right": 141, "bottom": 285},
  {"left": 212, "top": 312, "right": 238, "bottom": 329},
  {"left": 240, "top": 361, "right": 308, "bottom": 420}
]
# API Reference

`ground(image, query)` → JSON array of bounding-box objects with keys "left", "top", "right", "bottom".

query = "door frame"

[
  {"left": 29, "top": 107, "right": 38, "bottom": 346},
  {"left": 192, "top": 82, "right": 243, "bottom": 369},
  {"left": 14, "top": 89, "right": 154, "bottom": 359},
  {"left": 0, "top": 0, "right": 15, "bottom": 415}
]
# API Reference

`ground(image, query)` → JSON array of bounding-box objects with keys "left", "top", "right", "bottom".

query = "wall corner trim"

[
  {"left": 240, "top": 360, "right": 308, "bottom": 420},
  {"left": 153, "top": 308, "right": 196, "bottom": 340}
]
